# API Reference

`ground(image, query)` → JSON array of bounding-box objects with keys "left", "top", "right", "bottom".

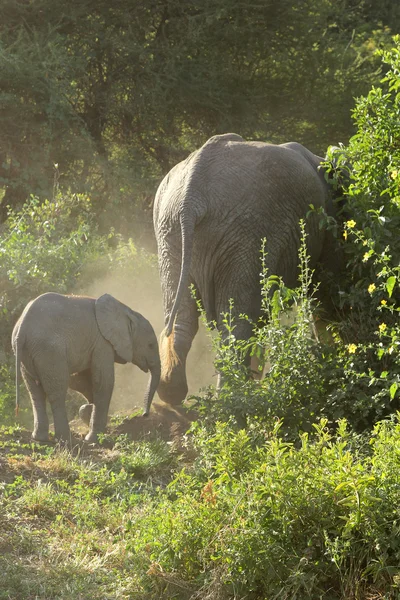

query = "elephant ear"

[{"left": 95, "top": 294, "right": 136, "bottom": 362}]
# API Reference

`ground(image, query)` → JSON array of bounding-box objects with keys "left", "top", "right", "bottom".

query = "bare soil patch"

[{"left": 113, "top": 400, "right": 197, "bottom": 440}]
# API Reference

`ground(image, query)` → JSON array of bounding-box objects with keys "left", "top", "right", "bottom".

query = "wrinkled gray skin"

[
  {"left": 12, "top": 292, "right": 161, "bottom": 443},
  {"left": 154, "top": 133, "right": 341, "bottom": 404}
]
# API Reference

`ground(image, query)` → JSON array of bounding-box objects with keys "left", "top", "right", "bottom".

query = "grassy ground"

[
  {"left": 2, "top": 410, "right": 400, "bottom": 600},
  {"left": 0, "top": 409, "right": 192, "bottom": 600}
]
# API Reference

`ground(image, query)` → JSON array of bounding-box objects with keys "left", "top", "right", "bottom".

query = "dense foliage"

[
  {"left": 327, "top": 38, "right": 400, "bottom": 427},
  {"left": 0, "top": 0, "right": 399, "bottom": 223},
  {"left": 137, "top": 417, "right": 400, "bottom": 599}
]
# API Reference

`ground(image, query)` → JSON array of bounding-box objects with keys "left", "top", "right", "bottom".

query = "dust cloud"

[{"left": 76, "top": 259, "right": 216, "bottom": 416}]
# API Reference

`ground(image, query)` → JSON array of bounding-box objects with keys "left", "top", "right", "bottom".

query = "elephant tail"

[
  {"left": 160, "top": 328, "right": 180, "bottom": 381},
  {"left": 165, "top": 213, "right": 196, "bottom": 337},
  {"left": 161, "top": 212, "right": 196, "bottom": 379}
]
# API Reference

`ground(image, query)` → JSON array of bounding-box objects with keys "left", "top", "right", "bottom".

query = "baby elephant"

[{"left": 12, "top": 292, "right": 161, "bottom": 443}]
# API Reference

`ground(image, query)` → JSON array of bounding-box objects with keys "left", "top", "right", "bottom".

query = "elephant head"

[{"left": 95, "top": 294, "right": 161, "bottom": 415}]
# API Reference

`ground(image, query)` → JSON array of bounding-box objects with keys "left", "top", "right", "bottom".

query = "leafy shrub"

[
  {"left": 128, "top": 417, "right": 400, "bottom": 599},
  {"left": 322, "top": 37, "right": 400, "bottom": 427},
  {"left": 0, "top": 192, "right": 105, "bottom": 333},
  {"left": 0, "top": 364, "right": 21, "bottom": 426}
]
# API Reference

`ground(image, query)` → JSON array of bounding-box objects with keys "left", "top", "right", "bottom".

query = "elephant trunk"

[{"left": 143, "top": 361, "right": 161, "bottom": 416}]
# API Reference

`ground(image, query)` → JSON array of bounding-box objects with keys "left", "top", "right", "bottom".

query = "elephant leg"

[
  {"left": 216, "top": 268, "right": 259, "bottom": 352},
  {"left": 38, "top": 363, "right": 70, "bottom": 442},
  {"left": 47, "top": 386, "right": 70, "bottom": 442},
  {"left": 85, "top": 346, "right": 115, "bottom": 443},
  {"left": 21, "top": 368, "right": 49, "bottom": 442}
]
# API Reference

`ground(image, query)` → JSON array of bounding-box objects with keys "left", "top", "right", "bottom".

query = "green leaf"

[
  {"left": 386, "top": 276, "right": 396, "bottom": 298},
  {"left": 390, "top": 382, "right": 398, "bottom": 400}
]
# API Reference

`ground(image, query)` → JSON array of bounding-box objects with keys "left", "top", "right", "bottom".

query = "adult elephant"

[
  {"left": 12, "top": 292, "right": 160, "bottom": 443},
  {"left": 154, "top": 133, "right": 341, "bottom": 404}
]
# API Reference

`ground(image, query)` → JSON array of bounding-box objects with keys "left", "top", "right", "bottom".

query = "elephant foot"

[
  {"left": 32, "top": 430, "right": 49, "bottom": 443},
  {"left": 157, "top": 379, "right": 188, "bottom": 405},
  {"left": 84, "top": 431, "right": 99, "bottom": 444},
  {"left": 79, "top": 403, "right": 94, "bottom": 426},
  {"left": 53, "top": 426, "right": 72, "bottom": 444}
]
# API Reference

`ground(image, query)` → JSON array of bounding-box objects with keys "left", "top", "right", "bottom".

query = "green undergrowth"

[
  {"left": 1, "top": 418, "right": 400, "bottom": 599},
  {"left": 0, "top": 426, "right": 180, "bottom": 600}
]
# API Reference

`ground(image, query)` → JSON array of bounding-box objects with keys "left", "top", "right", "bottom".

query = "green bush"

[
  {"left": 125, "top": 417, "right": 400, "bottom": 599},
  {"left": 0, "top": 192, "right": 105, "bottom": 328},
  {"left": 323, "top": 37, "right": 400, "bottom": 427}
]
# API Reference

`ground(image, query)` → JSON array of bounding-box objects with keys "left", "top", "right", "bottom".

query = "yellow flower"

[
  {"left": 381, "top": 299, "right": 387, "bottom": 305},
  {"left": 347, "top": 344, "right": 357, "bottom": 354},
  {"left": 368, "top": 283, "right": 376, "bottom": 294},
  {"left": 343, "top": 230, "right": 348, "bottom": 241},
  {"left": 391, "top": 170, "right": 398, "bottom": 179},
  {"left": 346, "top": 220, "right": 356, "bottom": 229},
  {"left": 363, "top": 252, "right": 370, "bottom": 262},
  {"left": 379, "top": 323, "right": 387, "bottom": 333}
]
